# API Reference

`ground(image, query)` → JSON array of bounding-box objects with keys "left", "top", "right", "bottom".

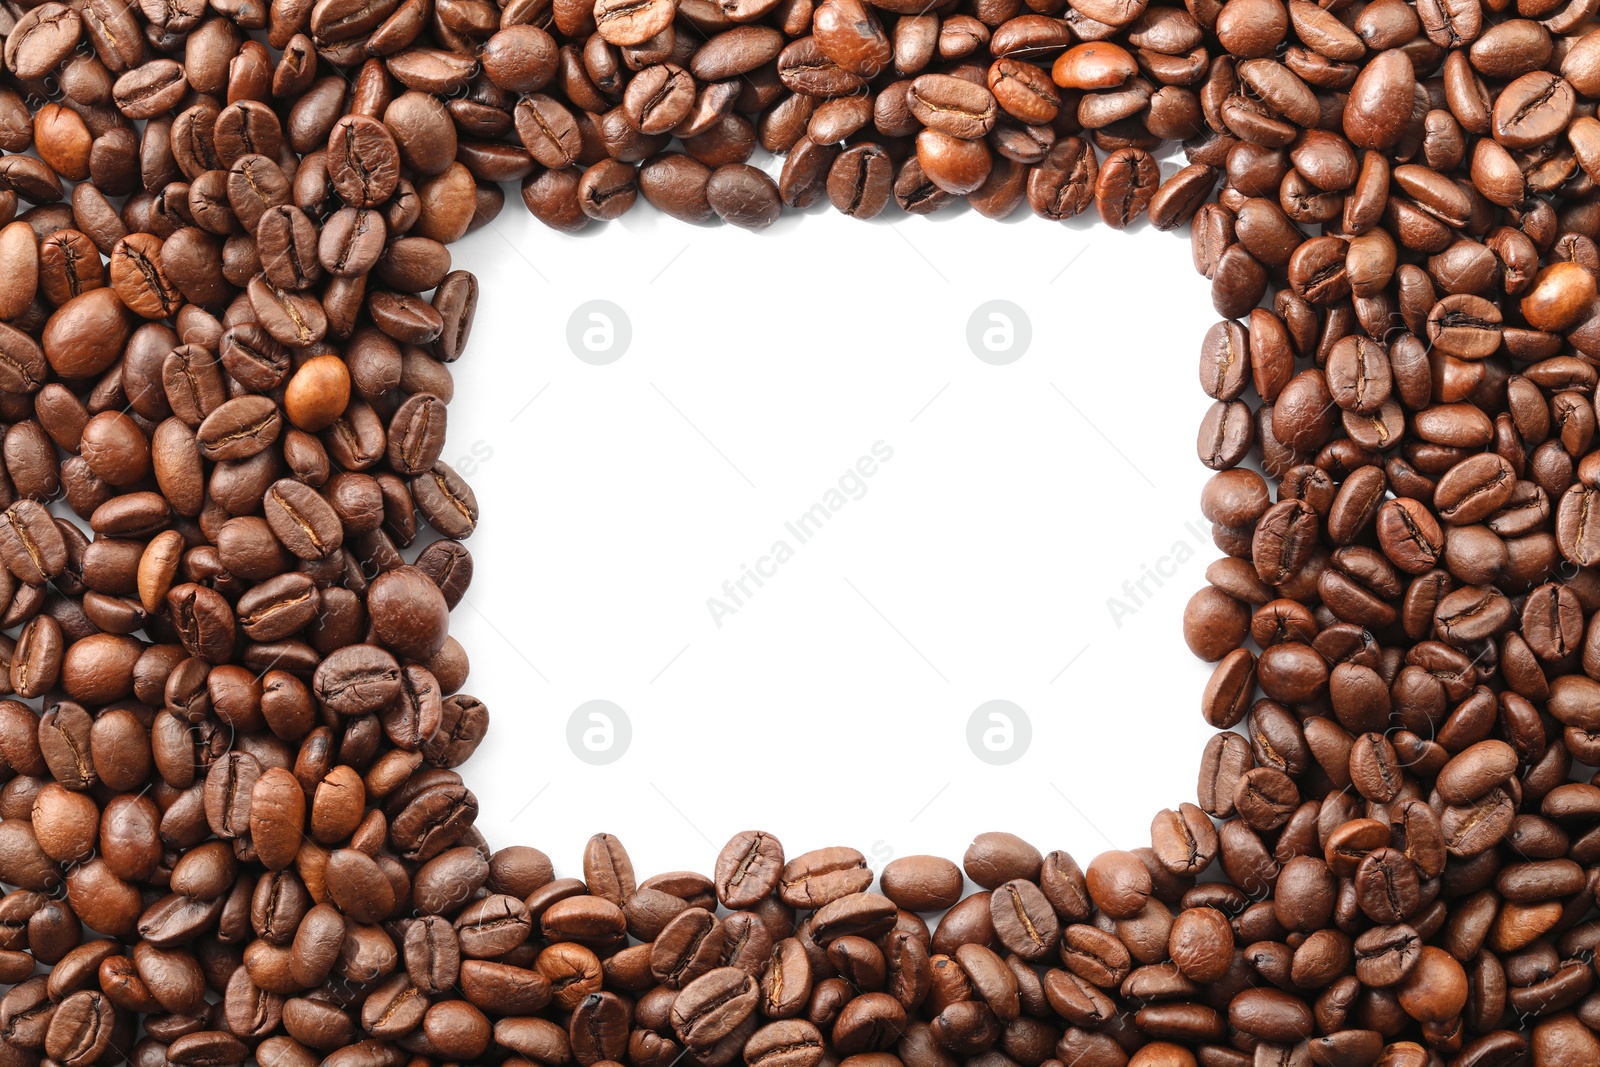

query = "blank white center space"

[{"left": 441, "top": 201, "right": 1225, "bottom": 876}]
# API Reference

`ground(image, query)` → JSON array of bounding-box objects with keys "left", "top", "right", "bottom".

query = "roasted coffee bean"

[
  {"left": 672, "top": 967, "right": 759, "bottom": 1053},
  {"left": 827, "top": 145, "right": 893, "bottom": 220},
  {"left": 780, "top": 848, "right": 871, "bottom": 908},
  {"left": 326, "top": 116, "right": 400, "bottom": 208},
  {"left": 880, "top": 855, "right": 963, "bottom": 912},
  {"left": 988, "top": 879, "right": 1060, "bottom": 960},
  {"left": 717, "top": 831, "right": 785, "bottom": 910}
]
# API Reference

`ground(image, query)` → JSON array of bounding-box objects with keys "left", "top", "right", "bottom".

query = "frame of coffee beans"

[{"left": 0, "top": 0, "right": 1595, "bottom": 1065}]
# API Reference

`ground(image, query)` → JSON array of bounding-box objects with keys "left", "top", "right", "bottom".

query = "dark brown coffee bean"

[
  {"left": 715, "top": 831, "right": 784, "bottom": 910},
  {"left": 827, "top": 145, "right": 893, "bottom": 220},
  {"left": 326, "top": 116, "right": 400, "bottom": 208},
  {"left": 263, "top": 479, "right": 342, "bottom": 560},
  {"left": 672, "top": 967, "right": 759, "bottom": 1053},
  {"left": 988, "top": 880, "right": 1059, "bottom": 961}
]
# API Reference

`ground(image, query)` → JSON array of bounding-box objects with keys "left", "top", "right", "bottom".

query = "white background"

[{"left": 435, "top": 193, "right": 1227, "bottom": 883}]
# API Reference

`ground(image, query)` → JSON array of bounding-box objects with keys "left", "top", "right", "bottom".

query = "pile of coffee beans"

[{"left": 5, "top": 0, "right": 1600, "bottom": 1064}]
